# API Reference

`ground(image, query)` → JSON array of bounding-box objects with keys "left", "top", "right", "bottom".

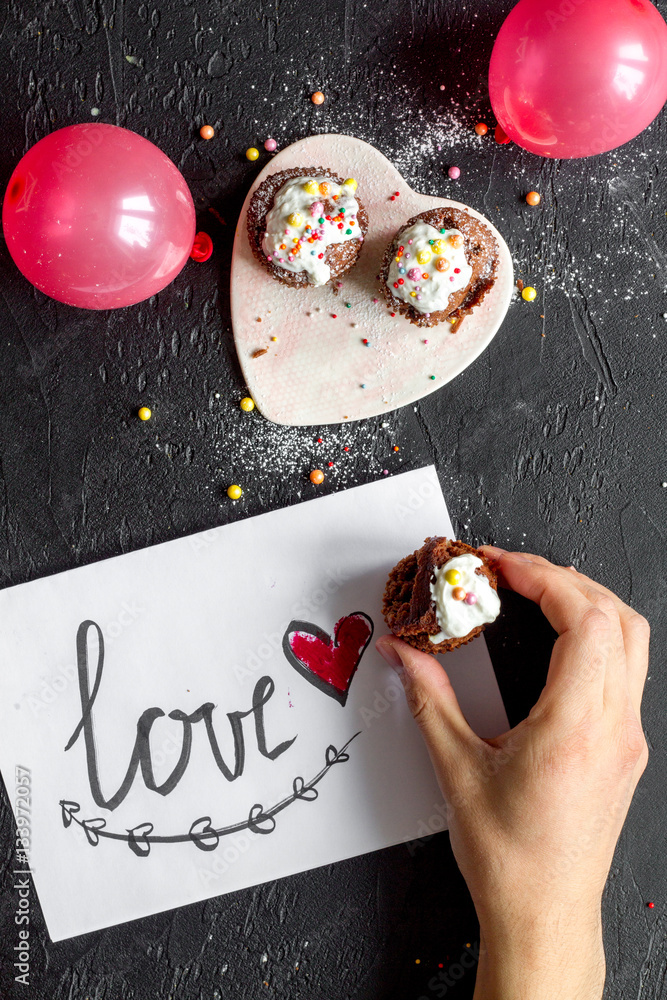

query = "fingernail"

[
  {"left": 480, "top": 545, "right": 506, "bottom": 561},
  {"left": 375, "top": 637, "right": 403, "bottom": 669}
]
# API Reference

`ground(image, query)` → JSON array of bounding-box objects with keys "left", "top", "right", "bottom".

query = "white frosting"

[
  {"left": 261, "top": 176, "right": 362, "bottom": 286},
  {"left": 386, "top": 221, "right": 472, "bottom": 315},
  {"left": 429, "top": 553, "right": 500, "bottom": 643}
]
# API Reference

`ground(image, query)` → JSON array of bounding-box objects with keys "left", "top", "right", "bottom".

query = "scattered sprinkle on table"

[
  {"left": 390, "top": 311, "right": 396, "bottom": 317},
  {"left": 311, "top": 91, "right": 325, "bottom": 105},
  {"left": 448, "top": 165, "right": 461, "bottom": 179},
  {"left": 240, "top": 397, "right": 255, "bottom": 412},
  {"left": 474, "top": 122, "right": 488, "bottom": 135},
  {"left": 526, "top": 190, "right": 541, "bottom": 206},
  {"left": 647, "top": 901, "right": 655, "bottom": 909},
  {"left": 264, "top": 138, "right": 277, "bottom": 151},
  {"left": 362, "top": 338, "right": 369, "bottom": 345},
  {"left": 199, "top": 124, "right": 215, "bottom": 140},
  {"left": 383, "top": 469, "right": 389, "bottom": 475},
  {"left": 246, "top": 147, "right": 259, "bottom": 161},
  {"left": 522, "top": 286, "right": 537, "bottom": 301},
  {"left": 317, "top": 437, "right": 323, "bottom": 443},
  {"left": 252, "top": 348, "right": 268, "bottom": 358},
  {"left": 331, "top": 313, "right": 337, "bottom": 319},
  {"left": 327, "top": 461, "right": 334, "bottom": 467},
  {"left": 430, "top": 375, "right": 436, "bottom": 380},
  {"left": 227, "top": 484, "right": 242, "bottom": 500},
  {"left": 393, "top": 445, "right": 399, "bottom": 452},
  {"left": 345, "top": 302, "right": 351, "bottom": 308},
  {"left": 138, "top": 406, "right": 151, "bottom": 421},
  {"left": 310, "top": 469, "right": 324, "bottom": 484}
]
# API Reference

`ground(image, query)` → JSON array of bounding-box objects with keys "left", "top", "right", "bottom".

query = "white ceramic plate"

[{"left": 230, "top": 134, "right": 513, "bottom": 426}]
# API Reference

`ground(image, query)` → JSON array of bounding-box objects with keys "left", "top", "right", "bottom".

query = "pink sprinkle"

[
  {"left": 264, "top": 138, "right": 277, "bottom": 152},
  {"left": 373, "top": 297, "right": 379, "bottom": 303},
  {"left": 450, "top": 276, "right": 455, "bottom": 281},
  {"left": 310, "top": 201, "right": 323, "bottom": 217},
  {"left": 337, "top": 282, "right": 343, "bottom": 288},
  {"left": 465, "top": 593, "right": 477, "bottom": 605},
  {"left": 407, "top": 267, "right": 421, "bottom": 281},
  {"left": 437, "top": 144, "right": 442, "bottom": 151},
  {"left": 439, "top": 85, "right": 445, "bottom": 91},
  {"left": 424, "top": 339, "right": 429, "bottom": 344},
  {"left": 448, "top": 166, "right": 461, "bottom": 180},
  {"left": 408, "top": 239, "right": 413, "bottom": 245},
  {"left": 266, "top": 255, "right": 272, "bottom": 261},
  {"left": 383, "top": 469, "right": 389, "bottom": 475},
  {"left": 284, "top": 229, "right": 290, "bottom": 235}
]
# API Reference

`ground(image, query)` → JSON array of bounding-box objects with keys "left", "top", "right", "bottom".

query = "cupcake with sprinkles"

[
  {"left": 247, "top": 169, "right": 368, "bottom": 288},
  {"left": 380, "top": 208, "right": 499, "bottom": 329},
  {"left": 382, "top": 537, "right": 500, "bottom": 654}
]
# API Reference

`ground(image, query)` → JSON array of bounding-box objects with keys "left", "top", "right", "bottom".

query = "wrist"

[{"left": 474, "top": 904, "right": 605, "bottom": 1000}]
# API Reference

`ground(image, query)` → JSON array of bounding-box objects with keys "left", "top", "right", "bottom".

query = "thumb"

[{"left": 375, "top": 635, "right": 478, "bottom": 792}]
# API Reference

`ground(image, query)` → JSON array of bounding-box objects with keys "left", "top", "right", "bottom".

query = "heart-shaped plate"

[{"left": 230, "top": 134, "right": 513, "bottom": 426}]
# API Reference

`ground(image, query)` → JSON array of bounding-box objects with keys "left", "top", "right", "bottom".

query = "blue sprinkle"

[
  {"left": 311, "top": 250, "right": 316, "bottom": 255},
  {"left": 398, "top": 267, "right": 406, "bottom": 274},
  {"left": 361, "top": 383, "right": 366, "bottom": 388}
]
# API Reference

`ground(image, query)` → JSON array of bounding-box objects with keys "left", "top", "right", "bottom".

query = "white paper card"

[{"left": 0, "top": 466, "right": 508, "bottom": 941}]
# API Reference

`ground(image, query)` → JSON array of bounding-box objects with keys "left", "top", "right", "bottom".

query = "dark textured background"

[{"left": 0, "top": 1, "right": 665, "bottom": 997}]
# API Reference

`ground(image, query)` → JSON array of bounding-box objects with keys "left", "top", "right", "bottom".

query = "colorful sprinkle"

[
  {"left": 445, "top": 568, "right": 461, "bottom": 585},
  {"left": 407, "top": 267, "right": 422, "bottom": 281},
  {"left": 304, "top": 180, "right": 318, "bottom": 194},
  {"left": 447, "top": 166, "right": 461, "bottom": 179},
  {"left": 436, "top": 258, "right": 450, "bottom": 272},
  {"left": 465, "top": 592, "right": 478, "bottom": 605},
  {"left": 138, "top": 406, "right": 151, "bottom": 421},
  {"left": 311, "top": 91, "right": 325, "bottom": 105},
  {"left": 343, "top": 178, "right": 358, "bottom": 191},
  {"left": 264, "top": 138, "right": 277, "bottom": 151},
  {"left": 526, "top": 190, "right": 541, "bottom": 206},
  {"left": 429, "top": 375, "right": 436, "bottom": 380},
  {"left": 474, "top": 122, "right": 488, "bottom": 135},
  {"left": 199, "top": 125, "right": 215, "bottom": 140},
  {"left": 452, "top": 586, "right": 466, "bottom": 601},
  {"left": 240, "top": 397, "right": 255, "bottom": 412},
  {"left": 522, "top": 286, "right": 537, "bottom": 301},
  {"left": 309, "top": 469, "right": 325, "bottom": 484},
  {"left": 227, "top": 484, "right": 243, "bottom": 500},
  {"left": 245, "top": 147, "right": 259, "bottom": 161}
]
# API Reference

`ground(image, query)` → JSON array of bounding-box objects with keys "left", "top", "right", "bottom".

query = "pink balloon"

[
  {"left": 489, "top": 0, "right": 667, "bottom": 159},
  {"left": 3, "top": 123, "right": 196, "bottom": 309}
]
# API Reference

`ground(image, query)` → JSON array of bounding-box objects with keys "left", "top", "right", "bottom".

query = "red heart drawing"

[{"left": 282, "top": 612, "right": 374, "bottom": 706}]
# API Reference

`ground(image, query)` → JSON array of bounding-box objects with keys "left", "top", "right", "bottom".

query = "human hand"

[{"left": 376, "top": 548, "right": 650, "bottom": 1000}]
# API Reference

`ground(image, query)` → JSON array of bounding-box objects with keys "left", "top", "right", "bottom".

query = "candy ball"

[
  {"left": 474, "top": 122, "right": 488, "bottom": 136},
  {"left": 2, "top": 123, "right": 196, "bottom": 310},
  {"left": 309, "top": 469, "right": 325, "bottom": 484},
  {"left": 489, "top": 0, "right": 667, "bottom": 158},
  {"left": 444, "top": 568, "right": 461, "bottom": 585},
  {"left": 465, "top": 592, "right": 478, "bottom": 606},
  {"left": 199, "top": 125, "right": 215, "bottom": 140},
  {"left": 447, "top": 166, "right": 461, "bottom": 179},
  {"left": 227, "top": 484, "right": 243, "bottom": 499},
  {"left": 240, "top": 397, "right": 255, "bottom": 412},
  {"left": 245, "top": 147, "right": 259, "bottom": 161},
  {"left": 526, "top": 191, "right": 541, "bottom": 206},
  {"left": 343, "top": 178, "right": 358, "bottom": 191},
  {"left": 264, "top": 138, "right": 277, "bottom": 152},
  {"left": 436, "top": 258, "right": 450, "bottom": 272},
  {"left": 138, "top": 406, "right": 152, "bottom": 421},
  {"left": 311, "top": 91, "right": 325, "bottom": 105},
  {"left": 452, "top": 586, "right": 466, "bottom": 601},
  {"left": 522, "top": 286, "right": 537, "bottom": 301}
]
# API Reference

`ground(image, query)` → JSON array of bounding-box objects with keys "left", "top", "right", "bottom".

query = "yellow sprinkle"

[
  {"left": 444, "top": 568, "right": 461, "bottom": 585},
  {"left": 522, "top": 286, "right": 537, "bottom": 301},
  {"left": 287, "top": 212, "right": 302, "bottom": 226},
  {"left": 343, "top": 177, "right": 358, "bottom": 191},
  {"left": 304, "top": 180, "right": 318, "bottom": 194},
  {"left": 245, "top": 147, "right": 259, "bottom": 161},
  {"left": 417, "top": 249, "right": 432, "bottom": 265},
  {"left": 138, "top": 406, "right": 151, "bottom": 421},
  {"left": 239, "top": 397, "right": 255, "bottom": 412},
  {"left": 271, "top": 336, "right": 278, "bottom": 341},
  {"left": 227, "top": 484, "right": 243, "bottom": 500}
]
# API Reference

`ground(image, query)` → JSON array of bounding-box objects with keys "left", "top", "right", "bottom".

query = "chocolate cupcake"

[
  {"left": 380, "top": 208, "right": 499, "bottom": 329},
  {"left": 247, "top": 168, "right": 368, "bottom": 288},
  {"left": 382, "top": 537, "right": 500, "bottom": 654}
]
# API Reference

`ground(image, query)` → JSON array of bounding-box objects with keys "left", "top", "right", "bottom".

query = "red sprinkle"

[
  {"left": 647, "top": 902, "right": 655, "bottom": 909},
  {"left": 362, "top": 338, "right": 369, "bottom": 344},
  {"left": 331, "top": 314, "right": 337, "bottom": 319},
  {"left": 328, "top": 461, "right": 334, "bottom": 467},
  {"left": 390, "top": 312, "right": 396, "bottom": 317},
  {"left": 398, "top": 278, "right": 404, "bottom": 285},
  {"left": 317, "top": 437, "right": 323, "bottom": 443},
  {"left": 394, "top": 191, "right": 400, "bottom": 196},
  {"left": 344, "top": 446, "right": 349, "bottom": 452}
]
